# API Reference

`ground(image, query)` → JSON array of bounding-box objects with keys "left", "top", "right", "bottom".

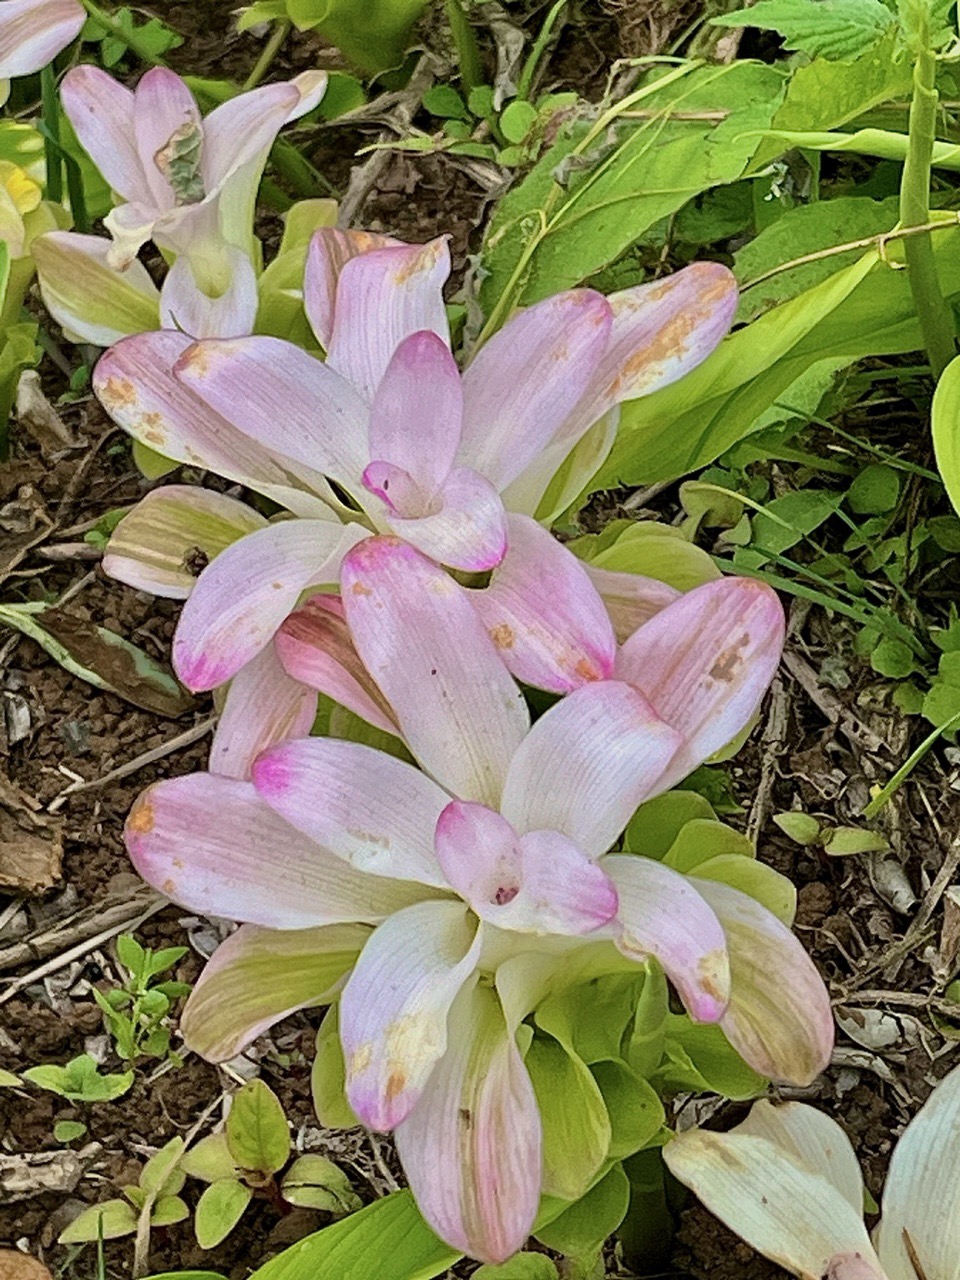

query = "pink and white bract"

[
  {"left": 665, "top": 1064, "right": 960, "bottom": 1280},
  {"left": 124, "top": 536, "right": 832, "bottom": 1263},
  {"left": 0, "top": 0, "right": 84, "bottom": 81}
]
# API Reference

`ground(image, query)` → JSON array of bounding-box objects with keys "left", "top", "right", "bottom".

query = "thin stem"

[
  {"left": 40, "top": 64, "right": 62, "bottom": 204},
  {"left": 516, "top": 0, "right": 567, "bottom": 101},
  {"left": 78, "top": 0, "right": 167, "bottom": 64},
  {"left": 243, "top": 18, "right": 291, "bottom": 91},
  {"left": 900, "top": 40, "right": 956, "bottom": 377},
  {"left": 444, "top": 0, "right": 483, "bottom": 93},
  {"left": 863, "top": 708, "right": 960, "bottom": 819}
]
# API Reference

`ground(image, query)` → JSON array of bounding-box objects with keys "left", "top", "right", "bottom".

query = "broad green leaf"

[
  {"left": 627, "top": 963, "right": 669, "bottom": 1079},
  {"left": 248, "top": 1190, "right": 460, "bottom": 1280},
  {"left": 692, "top": 854, "right": 797, "bottom": 924},
  {"left": 180, "top": 1133, "right": 238, "bottom": 1184},
  {"left": 132, "top": 440, "right": 178, "bottom": 481},
  {"left": 755, "top": 126, "right": 960, "bottom": 170},
  {"left": 656, "top": 1018, "right": 767, "bottom": 1100},
  {"left": 590, "top": 1060, "right": 664, "bottom": 1159},
  {"left": 712, "top": 0, "right": 895, "bottom": 59},
  {"left": 116, "top": 933, "right": 146, "bottom": 977},
  {"left": 474, "top": 1257, "right": 559, "bottom": 1280},
  {"left": 278, "top": 198, "right": 338, "bottom": 257},
  {"left": 23, "top": 1055, "right": 134, "bottom": 1102},
  {"left": 151, "top": 1194, "right": 189, "bottom": 1226},
  {"left": 534, "top": 975, "right": 642, "bottom": 1065},
  {"left": 285, "top": 0, "right": 429, "bottom": 71},
  {"left": 195, "top": 1179, "right": 253, "bottom": 1249},
  {"left": 933, "top": 355, "right": 960, "bottom": 518},
  {"left": 823, "top": 826, "right": 889, "bottom": 855},
  {"left": 141, "top": 1137, "right": 186, "bottom": 1196},
  {"left": 59, "top": 1198, "right": 138, "bottom": 1243},
  {"left": 623, "top": 791, "right": 717, "bottom": 859},
  {"left": 739, "top": 489, "right": 843, "bottom": 569},
  {"left": 662, "top": 818, "right": 754, "bottom": 874},
  {"left": 0, "top": 602, "right": 192, "bottom": 717},
  {"left": 226, "top": 1079, "right": 290, "bottom": 1175},
  {"left": 527, "top": 1034, "right": 610, "bottom": 1200},
  {"left": 583, "top": 522, "right": 720, "bottom": 590},
  {"left": 312, "top": 1006, "right": 360, "bottom": 1129},
  {"left": 534, "top": 1164, "right": 630, "bottom": 1264},
  {"left": 500, "top": 100, "right": 539, "bottom": 144},
  {"left": 773, "top": 811, "right": 821, "bottom": 845},
  {"left": 281, "top": 1155, "right": 362, "bottom": 1214},
  {"left": 848, "top": 463, "right": 901, "bottom": 515}
]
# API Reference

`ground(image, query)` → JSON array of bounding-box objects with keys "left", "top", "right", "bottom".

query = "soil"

[{"left": 2, "top": 4, "right": 959, "bottom": 1280}]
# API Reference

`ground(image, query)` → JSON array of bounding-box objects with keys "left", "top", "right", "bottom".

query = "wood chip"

[
  {"left": 0, "top": 779, "right": 62, "bottom": 895},
  {"left": 0, "top": 1145, "right": 99, "bottom": 1204}
]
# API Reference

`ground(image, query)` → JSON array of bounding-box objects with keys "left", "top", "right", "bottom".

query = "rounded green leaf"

[
  {"left": 473, "top": 1256, "right": 559, "bottom": 1279},
  {"left": 823, "top": 826, "right": 889, "bottom": 856},
  {"left": 151, "top": 1194, "right": 190, "bottom": 1227},
  {"left": 500, "top": 100, "right": 539, "bottom": 144},
  {"left": 226, "top": 1079, "right": 290, "bottom": 1175},
  {"left": 772, "top": 811, "right": 821, "bottom": 845},
  {"left": 590, "top": 1060, "right": 664, "bottom": 1160},
  {"left": 281, "top": 1156, "right": 361, "bottom": 1215},
  {"left": 526, "top": 1035, "right": 610, "bottom": 1201},
  {"left": 59, "top": 1198, "right": 138, "bottom": 1243},
  {"left": 932, "top": 355, "right": 960, "bottom": 517},
  {"left": 180, "top": 1133, "right": 238, "bottom": 1184},
  {"left": 195, "top": 1180, "right": 253, "bottom": 1250}
]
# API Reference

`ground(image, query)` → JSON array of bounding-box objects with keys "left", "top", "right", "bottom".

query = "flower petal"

[
  {"left": 500, "top": 681, "right": 681, "bottom": 856},
  {"left": 159, "top": 246, "right": 259, "bottom": 339},
  {"left": 94, "top": 331, "right": 335, "bottom": 516},
  {"left": 584, "top": 563, "right": 681, "bottom": 644},
  {"left": 182, "top": 922, "right": 367, "bottom": 1062},
  {"left": 172, "top": 519, "right": 367, "bottom": 690},
  {"left": 209, "top": 643, "right": 316, "bottom": 780},
  {"left": 252, "top": 736, "right": 449, "bottom": 887},
  {"left": 60, "top": 64, "right": 146, "bottom": 201},
  {"left": 394, "top": 982, "right": 541, "bottom": 1263},
  {"left": 435, "top": 801, "right": 619, "bottom": 936},
  {"left": 0, "top": 0, "right": 84, "bottom": 76},
  {"left": 340, "top": 900, "right": 480, "bottom": 1130},
  {"left": 173, "top": 335, "right": 370, "bottom": 498},
  {"left": 200, "top": 79, "right": 307, "bottom": 190},
  {"left": 474, "top": 514, "right": 615, "bottom": 691},
  {"left": 382, "top": 467, "right": 508, "bottom": 572},
  {"left": 126, "top": 774, "right": 425, "bottom": 928},
  {"left": 663, "top": 1126, "right": 880, "bottom": 1280},
  {"left": 368, "top": 330, "right": 462, "bottom": 495},
  {"left": 102, "top": 485, "right": 267, "bottom": 599},
  {"left": 691, "top": 877, "right": 834, "bottom": 1086},
  {"left": 560, "top": 262, "right": 739, "bottom": 449},
  {"left": 459, "top": 290, "right": 612, "bottom": 491},
  {"left": 33, "top": 231, "right": 160, "bottom": 346},
  {"left": 304, "top": 227, "right": 398, "bottom": 349},
  {"left": 327, "top": 238, "right": 451, "bottom": 399},
  {"left": 133, "top": 67, "right": 201, "bottom": 208},
  {"left": 341, "top": 537, "right": 529, "bottom": 806},
  {"left": 875, "top": 1063, "right": 960, "bottom": 1280},
  {"left": 615, "top": 577, "right": 785, "bottom": 790},
  {"left": 275, "top": 594, "right": 398, "bottom": 736},
  {"left": 734, "top": 1100, "right": 864, "bottom": 1214},
  {"left": 604, "top": 854, "right": 729, "bottom": 1022}
]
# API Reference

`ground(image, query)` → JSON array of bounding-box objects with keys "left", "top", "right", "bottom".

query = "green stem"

[
  {"left": 243, "top": 19, "right": 291, "bottom": 91},
  {"left": 901, "top": 41, "right": 956, "bottom": 377},
  {"left": 516, "top": 0, "right": 567, "bottom": 101},
  {"left": 40, "top": 64, "right": 63, "bottom": 204},
  {"left": 444, "top": 0, "right": 483, "bottom": 93},
  {"left": 77, "top": 0, "right": 168, "bottom": 64}
]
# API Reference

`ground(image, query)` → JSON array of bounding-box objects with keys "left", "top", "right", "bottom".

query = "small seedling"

[
  {"left": 54, "top": 1120, "right": 88, "bottom": 1143},
  {"left": 181, "top": 1079, "right": 361, "bottom": 1248},
  {"left": 22, "top": 1053, "right": 133, "bottom": 1102},
  {"left": 59, "top": 1136, "right": 188, "bottom": 1246},
  {"left": 94, "top": 934, "right": 191, "bottom": 1065}
]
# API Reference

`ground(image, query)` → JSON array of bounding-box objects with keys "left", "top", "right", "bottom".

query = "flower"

[
  {"left": 0, "top": 0, "right": 85, "bottom": 82},
  {"left": 664, "top": 1064, "right": 960, "bottom": 1280},
  {"left": 124, "top": 536, "right": 832, "bottom": 1262}
]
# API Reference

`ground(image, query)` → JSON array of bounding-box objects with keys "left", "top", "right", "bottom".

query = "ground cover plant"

[{"left": 3, "top": 0, "right": 960, "bottom": 1278}]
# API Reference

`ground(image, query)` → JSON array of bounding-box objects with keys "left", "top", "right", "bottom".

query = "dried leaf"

[
  {"left": 0, "top": 1146, "right": 99, "bottom": 1204},
  {"left": 0, "top": 777, "right": 62, "bottom": 895}
]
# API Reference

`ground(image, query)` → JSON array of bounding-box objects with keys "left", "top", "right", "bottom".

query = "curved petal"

[
  {"left": 459, "top": 290, "right": 612, "bottom": 491},
  {"left": 341, "top": 537, "right": 529, "bottom": 806},
  {"left": 691, "top": 877, "right": 834, "bottom": 1086},
  {"left": 663, "top": 1127, "right": 880, "bottom": 1280},
  {"left": 94, "top": 331, "right": 335, "bottom": 516},
  {"left": 558, "top": 262, "right": 739, "bottom": 449},
  {"left": 382, "top": 467, "right": 508, "bottom": 572},
  {"left": 252, "top": 736, "right": 449, "bottom": 887},
  {"left": 33, "top": 230, "right": 161, "bottom": 347},
  {"left": 327, "top": 238, "right": 452, "bottom": 398},
  {"left": 735, "top": 1100, "right": 864, "bottom": 1214},
  {"left": 275, "top": 594, "right": 398, "bottom": 736},
  {"left": 173, "top": 335, "right": 370, "bottom": 497},
  {"left": 159, "top": 246, "right": 259, "bottom": 339},
  {"left": 474, "top": 514, "right": 615, "bottom": 691},
  {"left": 172, "top": 519, "right": 366, "bottom": 690},
  {"left": 102, "top": 486, "right": 267, "bottom": 600},
  {"left": 209, "top": 643, "right": 316, "bottom": 780},
  {"left": 60, "top": 65, "right": 146, "bottom": 202},
  {"left": 394, "top": 982, "right": 541, "bottom": 1264},
  {"left": 435, "top": 801, "right": 618, "bottom": 936},
  {"left": 368, "top": 330, "right": 462, "bottom": 494},
  {"left": 615, "top": 577, "right": 785, "bottom": 791},
  {"left": 182, "top": 922, "right": 367, "bottom": 1062},
  {"left": 876, "top": 1064, "right": 960, "bottom": 1280},
  {"left": 584, "top": 562, "right": 681, "bottom": 644},
  {"left": 133, "top": 67, "right": 200, "bottom": 208},
  {"left": 500, "top": 681, "right": 682, "bottom": 856},
  {"left": 126, "top": 774, "right": 426, "bottom": 928},
  {"left": 0, "top": 0, "right": 84, "bottom": 77},
  {"left": 201, "top": 80, "right": 304, "bottom": 190},
  {"left": 340, "top": 900, "right": 480, "bottom": 1130},
  {"left": 103, "top": 198, "right": 159, "bottom": 269},
  {"left": 304, "top": 227, "right": 398, "bottom": 349},
  {"left": 604, "top": 854, "right": 729, "bottom": 1022}
]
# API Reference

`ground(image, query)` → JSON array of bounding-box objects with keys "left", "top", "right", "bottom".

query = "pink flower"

[{"left": 0, "top": 0, "right": 85, "bottom": 79}]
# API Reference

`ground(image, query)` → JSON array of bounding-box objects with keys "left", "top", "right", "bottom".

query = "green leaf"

[
  {"left": 59, "top": 1198, "right": 138, "bottom": 1243},
  {"left": 623, "top": 791, "right": 716, "bottom": 859},
  {"left": 933, "top": 354, "right": 960, "bottom": 519},
  {"left": 581, "top": 522, "right": 720, "bottom": 592},
  {"left": 772, "top": 811, "right": 821, "bottom": 845},
  {"left": 692, "top": 854, "right": 797, "bottom": 924},
  {"left": 141, "top": 1137, "right": 186, "bottom": 1196},
  {"left": 54, "top": 1120, "right": 87, "bottom": 1142},
  {"left": 526, "top": 1035, "right": 610, "bottom": 1200},
  {"left": 0, "top": 1068, "right": 21, "bottom": 1087},
  {"left": 870, "top": 637, "right": 920, "bottom": 679},
  {"left": 745, "top": 490, "right": 842, "bottom": 565},
  {"left": 627, "top": 963, "right": 669, "bottom": 1079},
  {"left": 226, "top": 1079, "right": 290, "bottom": 1175},
  {"left": 500, "top": 100, "right": 539, "bottom": 144},
  {"left": 534, "top": 1164, "right": 630, "bottom": 1265},
  {"left": 712, "top": 0, "right": 895, "bottom": 59},
  {"left": 848, "top": 463, "right": 901, "bottom": 515},
  {"left": 23, "top": 1055, "right": 133, "bottom": 1102},
  {"left": 312, "top": 1006, "right": 360, "bottom": 1129},
  {"left": 423, "top": 85, "right": 468, "bottom": 119},
  {"left": 195, "top": 1179, "right": 253, "bottom": 1250},
  {"left": 285, "top": 0, "right": 429, "bottom": 71},
  {"left": 116, "top": 933, "right": 146, "bottom": 978},
  {"left": 590, "top": 1060, "right": 664, "bottom": 1159},
  {"left": 657, "top": 1019, "right": 767, "bottom": 1100},
  {"left": 181, "top": 1133, "right": 238, "bottom": 1184},
  {"left": 473, "top": 1257, "right": 559, "bottom": 1279},
  {"left": 248, "top": 1190, "right": 460, "bottom": 1280},
  {"left": 823, "top": 826, "right": 889, "bottom": 855},
  {"left": 152, "top": 1194, "right": 190, "bottom": 1227},
  {"left": 281, "top": 1155, "right": 362, "bottom": 1214},
  {"left": 662, "top": 818, "right": 754, "bottom": 874},
  {"left": 535, "top": 975, "right": 642, "bottom": 1065}
]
